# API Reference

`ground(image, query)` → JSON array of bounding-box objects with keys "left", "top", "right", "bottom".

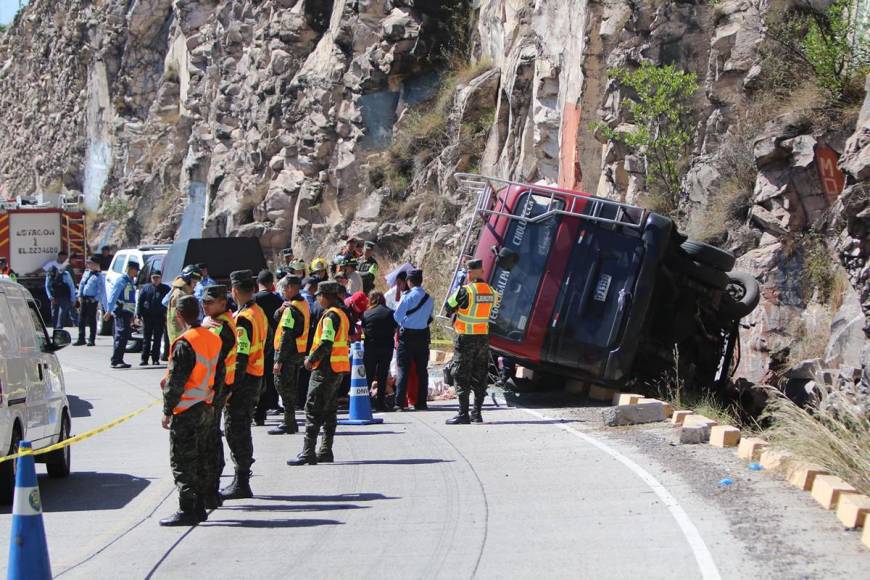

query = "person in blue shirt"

[
  {"left": 193, "top": 262, "right": 216, "bottom": 302},
  {"left": 392, "top": 269, "right": 433, "bottom": 411},
  {"left": 74, "top": 255, "right": 108, "bottom": 346},
  {"left": 105, "top": 261, "right": 140, "bottom": 368},
  {"left": 45, "top": 265, "right": 77, "bottom": 331}
]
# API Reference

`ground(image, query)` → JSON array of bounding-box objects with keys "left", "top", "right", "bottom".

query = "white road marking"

[{"left": 521, "top": 407, "right": 723, "bottom": 580}]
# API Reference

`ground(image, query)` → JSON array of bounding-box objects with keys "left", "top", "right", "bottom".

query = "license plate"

[{"left": 593, "top": 274, "right": 612, "bottom": 302}]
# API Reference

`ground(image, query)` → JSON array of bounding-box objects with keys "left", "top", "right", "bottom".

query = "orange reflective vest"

[
  {"left": 311, "top": 306, "right": 350, "bottom": 373},
  {"left": 235, "top": 303, "right": 268, "bottom": 377},
  {"left": 168, "top": 326, "right": 222, "bottom": 415},
  {"left": 274, "top": 297, "right": 311, "bottom": 355},
  {"left": 210, "top": 311, "right": 237, "bottom": 386},
  {"left": 453, "top": 282, "right": 496, "bottom": 335}
]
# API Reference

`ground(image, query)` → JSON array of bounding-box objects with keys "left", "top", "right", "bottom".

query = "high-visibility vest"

[
  {"left": 210, "top": 311, "right": 237, "bottom": 386},
  {"left": 453, "top": 282, "right": 496, "bottom": 335},
  {"left": 311, "top": 306, "right": 350, "bottom": 373},
  {"left": 274, "top": 297, "right": 311, "bottom": 354},
  {"left": 235, "top": 302, "right": 268, "bottom": 377},
  {"left": 168, "top": 326, "right": 222, "bottom": 415}
]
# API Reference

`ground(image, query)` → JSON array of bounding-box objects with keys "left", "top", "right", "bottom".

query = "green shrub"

[{"left": 598, "top": 63, "right": 699, "bottom": 214}]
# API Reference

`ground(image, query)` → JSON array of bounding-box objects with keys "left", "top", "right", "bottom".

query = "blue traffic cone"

[
  {"left": 7, "top": 441, "right": 51, "bottom": 580},
  {"left": 339, "top": 342, "right": 384, "bottom": 425}
]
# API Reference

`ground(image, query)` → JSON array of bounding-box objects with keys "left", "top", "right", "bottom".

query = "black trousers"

[
  {"left": 364, "top": 343, "right": 393, "bottom": 410},
  {"left": 395, "top": 328, "right": 429, "bottom": 409},
  {"left": 77, "top": 299, "right": 98, "bottom": 344},
  {"left": 111, "top": 311, "right": 133, "bottom": 365},
  {"left": 141, "top": 315, "right": 165, "bottom": 363},
  {"left": 255, "top": 348, "right": 279, "bottom": 422}
]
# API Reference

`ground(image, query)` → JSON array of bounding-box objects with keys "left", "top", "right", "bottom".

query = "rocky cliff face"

[{"left": 0, "top": 0, "right": 868, "bottom": 400}]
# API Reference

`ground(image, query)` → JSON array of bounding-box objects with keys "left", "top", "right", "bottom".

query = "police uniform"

[
  {"left": 288, "top": 281, "right": 350, "bottom": 465},
  {"left": 107, "top": 264, "right": 139, "bottom": 368},
  {"left": 445, "top": 260, "right": 497, "bottom": 424},
  {"left": 200, "top": 286, "right": 237, "bottom": 509},
  {"left": 160, "top": 295, "right": 222, "bottom": 526},
  {"left": 269, "top": 276, "right": 309, "bottom": 435},
  {"left": 222, "top": 270, "right": 268, "bottom": 500}
]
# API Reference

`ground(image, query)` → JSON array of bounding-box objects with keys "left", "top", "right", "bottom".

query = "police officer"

[
  {"left": 201, "top": 285, "right": 236, "bottom": 509},
  {"left": 288, "top": 281, "right": 350, "bottom": 466},
  {"left": 221, "top": 270, "right": 268, "bottom": 500},
  {"left": 269, "top": 275, "right": 309, "bottom": 435},
  {"left": 74, "top": 255, "right": 107, "bottom": 346},
  {"left": 137, "top": 270, "right": 170, "bottom": 365},
  {"left": 106, "top": 261, "right": 139, "bottom": 369},
  {"left": 444, "top": 259, "right": 497, "bottom": 424},
  {"left": 159, "top": 295, "right": 222, "bottom": 526},
  {"left": 46, "top": 265, "right": 77, "bottom": 330},
  {"left": 165, "top": 265, "right": 202, "bottom": 344},
  {"left": 358, "top": 241, "right": 379, "bottom": 294}
]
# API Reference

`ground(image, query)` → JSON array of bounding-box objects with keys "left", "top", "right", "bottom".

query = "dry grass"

[
  {"left": 764, "top": 390, "right": 870, "bottom": 496},
  {"left": 652, "top": 348, "right": 741, "bottom": 426}
]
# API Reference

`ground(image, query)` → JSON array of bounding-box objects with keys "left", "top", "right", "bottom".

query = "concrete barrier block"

[
  {"left": 679, "top": 425, "right": 708, "bottom": 444},
  {"left": 836, "top": 494, "right": 870, "bottom": 528},
  {"left": 759, "top": 449, "right": 795, "bottom": 473},
  {"left": 617, "top": 393, "right": 642, "bottom": 405},
  {"left": 786, "top": 463, "right": 829, "bottom": 491},
  {"left": 611, "top": 391, "right": 623, "bottom": 406},
  {"left": 811, "top": 475, "right": 858, "bottom": 510},
  {"left": 638, "top": 398, "right": 673, "bottom": 417},
  {"left": 671, "top": 410, "right": 693, "bottom": 425},
  {"left": 684, "top": 415, "right": 718, "bottom": 428},
  {"left": 515, "top": 366, "right": 534, "bottom": 380},
  {"left": 602, "top": 402, "right": 666, "bottom": 426},
  {"left": 737, "top": 437, "right": 769, "bottom": 461},
  {"left": 589, "top": 385, "right": 618, "bottom": 402},
  {"left": 709, "top": 425, "right": 740, "bottom": 448},
  {"left": 863, "top": 522, "right": 870, "bottom": 549}
]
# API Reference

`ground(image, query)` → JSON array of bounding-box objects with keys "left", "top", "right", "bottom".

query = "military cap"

[
  {"left": 230, "top": 269, "right": 254, "bottom": 287},
  {"left": 289, "top": 259, "right": 306, "bottom": 271},
  {"left": 87, "top": 254, "right": 101, "bottom": 264},
  {"left": 286, "top": 275, "right": 302, "bottom": 286},
  {"left": 364, "top": 240, "right": 376, "bottom": 250},
  {"left": 202, "top": 285, "right": 228, "bottom": 302},
  {"left": 467, "top": 259, "right": 483, "bottom": 270},
  {"left": 339, "top": 257, "right": 357, "bottom": 269},
  {"left": 176, "top": 295, "right": 200, "bottom": 318},
  {"left": 408, "top": 269, "right": 423, "bottom": 284},
  {"left": 151, "top": 270, "right": 162, "bottom": 276},
  {"left": 281, "top": 247, "right": 293, "bottom": 256},
  {"left": 196, "top": 262, "right": 208, "bottom": 270},
  {"left": 315, "top": 281, "right": 341, "bottom": 296}
]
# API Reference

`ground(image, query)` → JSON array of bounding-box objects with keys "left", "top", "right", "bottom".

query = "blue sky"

[{"left": 0, "top": 0, "right": 28, "bottom": 26}]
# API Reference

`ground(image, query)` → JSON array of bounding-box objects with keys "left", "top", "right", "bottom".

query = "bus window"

[{"left": 489, "top": 192, "right": 563, "bottom": 341}]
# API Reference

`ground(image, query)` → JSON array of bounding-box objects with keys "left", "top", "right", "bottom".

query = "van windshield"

[{"left": 489, "top": 192, "right": 563, "bottom": 342}]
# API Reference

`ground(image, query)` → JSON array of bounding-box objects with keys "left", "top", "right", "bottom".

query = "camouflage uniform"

[
  {"left": 225, "top": 309, "right": 260, "bottom": 473},
  {"left": 452, "top": 333, "right": 490, "bottom": 404},
  {"left": 274, "top": 298, "right": 306, "bottom": 431},
  {"left": 163, "top": 333, "right": 212, "bottom": 514},
  {"left": 202, "top": 313, "right": 235, "bottom": 502}
]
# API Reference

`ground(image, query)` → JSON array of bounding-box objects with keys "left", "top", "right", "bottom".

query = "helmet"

[
  {"left": 289, "top": 259, "right": 306, "bottom": 272},
  {"left": 180, "top": 264, "right": 202, "bottom": 283},
  {"left": 310, "top": 257, "right": 328, "bottom": 272}
]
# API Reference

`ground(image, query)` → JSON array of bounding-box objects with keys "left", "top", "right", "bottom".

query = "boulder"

[{"left": 602, "top": 402, "right": 666, "bottom": 426}]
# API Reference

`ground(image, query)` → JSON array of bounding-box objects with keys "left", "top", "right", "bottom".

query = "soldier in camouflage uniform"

[
  {"left": 444, "top": 259, "right": 498, "bottom": 425},
  {"left": 288, "top": 281, "right": 350, "bottom": 465},
  {"left": 269, "top": 275, "right": 308, "bottom": 435},
  {"left": 159, "top": 295, "right": 222, "bottom": 526},
  {"left": 200, "top": 285, "right": 236, "bottom": 509},
  {"left": 221, "top": 270, "right": 268, "bottom": 500}
]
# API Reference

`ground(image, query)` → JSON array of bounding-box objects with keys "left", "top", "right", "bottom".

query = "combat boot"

[
  {"left": 159, "top": 510, "right": 199, "bottom": 527},
  {"left": 220, "top": 469, "right": 253, "bottom": 500},
  {"left": 287, "top": 427, "right": 318, "bottom": 466},
  {"left": 204, "top": 490, "right": 223, "bottom": 510},
  {"left": 317, "top": 425, "right": 335, "bottom": 463},
  {"left": 195, "top": 495, "right": 208, "bottom": 522},
  {"left": 470, "top": 397, "right": 484, "bottom": 423},
  {"left": 446, "top": 394, "right": 471, "bottom": 425}
]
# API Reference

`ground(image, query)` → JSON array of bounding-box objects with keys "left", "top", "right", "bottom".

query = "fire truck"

[
  {"left": 0, "top": 194, "right": 88, "bottom": 323},
  {"left": 442, "top": 174, "right": 760, "bottom": 394}
]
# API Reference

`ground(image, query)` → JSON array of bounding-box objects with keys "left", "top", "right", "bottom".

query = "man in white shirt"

[
  {"left": 340, "top": 258, "right": 363, "bottom": 295},
  {"left": 42, "top": 250, "right": 70, "bottom": 272}
]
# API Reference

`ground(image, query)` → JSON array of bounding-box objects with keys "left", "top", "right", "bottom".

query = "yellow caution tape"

[{"left": 0, "top": 399, "right": 160, "bottom": 464}]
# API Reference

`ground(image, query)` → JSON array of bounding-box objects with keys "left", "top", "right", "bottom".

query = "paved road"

[{"left": 0, "top": 340, "right": 862, "bottom": 579}]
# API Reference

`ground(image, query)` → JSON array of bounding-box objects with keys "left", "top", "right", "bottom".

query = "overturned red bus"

[{"left": 441, "top": 174, "right": 760, "bottom": 392}]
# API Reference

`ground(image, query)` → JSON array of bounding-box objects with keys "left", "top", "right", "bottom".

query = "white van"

[{"left": 0, "top": 277, "right": 72, "bottom": 502}]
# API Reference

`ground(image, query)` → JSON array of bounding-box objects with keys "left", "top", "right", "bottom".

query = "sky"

[{"left": 0, "top": 0, "right": 28, "bottom": 26}]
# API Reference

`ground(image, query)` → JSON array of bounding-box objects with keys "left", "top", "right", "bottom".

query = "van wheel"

[
  {"left": 0, "top": 426, "right": 22, "bottom": 504},
  {"left": 720, "top": 271, "right": 761, "bottom": 320},
  {"left": 681, "top": 240, "right": 736, "bottom": 272},
  {"left": 46, "top": 413, "right": 71, "bottom": 478}
]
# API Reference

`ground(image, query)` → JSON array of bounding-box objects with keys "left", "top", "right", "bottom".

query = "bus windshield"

[{"left": 489, "top": 192, "right": 563, "bottom": 342}]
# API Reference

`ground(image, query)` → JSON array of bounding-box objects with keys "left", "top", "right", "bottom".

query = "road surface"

[{"left": 0, "top": 339, "right": 865, "bottom": 579}]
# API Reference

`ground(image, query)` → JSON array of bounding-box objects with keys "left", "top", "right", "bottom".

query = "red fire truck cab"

[{"left": 442, "top": 174, "right": 760, "bottom": 392}]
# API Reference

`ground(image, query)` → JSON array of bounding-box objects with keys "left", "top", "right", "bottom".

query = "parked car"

[
  {"left": 100, "top": 244, "right": 171, "bottom": 339},
  {"left": 0, "top": 277, "right": 72, "bottom": 502},
  {"left": 443, "top": 174, "right": 761, "bottom": 394}
]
